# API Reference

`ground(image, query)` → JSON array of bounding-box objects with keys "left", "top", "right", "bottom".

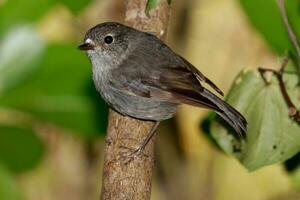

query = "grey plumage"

[{"left": 79, "top": 22, "right": 247, "bottom": 136}]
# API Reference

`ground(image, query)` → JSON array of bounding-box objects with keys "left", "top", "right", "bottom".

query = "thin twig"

[
  {"left": 276, "top": 59, "right": 299, "bottom": 123},
  {"left": 259, "top": 57, "right": 300, "bottom": 124},
  {"left": 277, "top": 0, "right": 300, "bottom": 62}
]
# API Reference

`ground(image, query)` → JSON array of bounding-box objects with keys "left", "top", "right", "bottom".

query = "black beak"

[{"left": 78, "top": 43, "right": 95, "bottom": 51}]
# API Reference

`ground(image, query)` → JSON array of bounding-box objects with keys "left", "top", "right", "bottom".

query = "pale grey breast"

[{"left": 89, "top": 53, "right": 177, "bottom": 120}]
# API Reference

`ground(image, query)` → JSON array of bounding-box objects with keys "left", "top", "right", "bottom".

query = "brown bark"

[{"left": 100, "top": 1, "right": 171, "bottom": 200}]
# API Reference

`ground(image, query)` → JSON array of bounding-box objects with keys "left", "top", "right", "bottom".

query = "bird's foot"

[{"left": 118, "top": 145, "right": 150, "bottom": 164}]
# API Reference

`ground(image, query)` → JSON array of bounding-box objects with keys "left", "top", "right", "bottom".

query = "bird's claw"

[{"left": 118, "top": 145, "right": 150, "bottom": 164}]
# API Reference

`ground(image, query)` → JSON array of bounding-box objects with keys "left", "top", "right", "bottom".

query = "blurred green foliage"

[
  {"left": 0, "top": 43, "right": 108, "bottom": 137},
  {"left": 0, "top": 26, "right": 45, "bottom": 93},
  {"left": 0, "top": 0, "right": 91, "bottom": 34},
  {"left": 0, "top": 126, "right": 44, "bottom": 173},
  {"left": 239, "top": 0, "right": 300, "bottom": 59},
  {"left": 0, "top": 0, "right": 107, "bottom": 182},
  {"left": 0, "top": 165, "right": 23, "bottom": 200},
  {"left": 60, "top": 0, "right": 92, "bottom": 13},
  {"left": 0, "top": 0, "right": 54, "bottom": 34}
]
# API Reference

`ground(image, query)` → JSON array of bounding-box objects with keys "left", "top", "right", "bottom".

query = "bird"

[{"left": 79, "top": 22, "right": 247, "bottom": 154}]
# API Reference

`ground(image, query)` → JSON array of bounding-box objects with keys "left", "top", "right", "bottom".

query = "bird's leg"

[
  {"left": 119, "top": 121, "right": 160, "bottom": 163},
  {"left": 136, "top": 121, "right": 160, "bottom": 153}
]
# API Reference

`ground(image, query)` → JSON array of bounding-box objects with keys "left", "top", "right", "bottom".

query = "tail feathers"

[{"left": 201, "top": 89, "right": 247, "bottom": 137}]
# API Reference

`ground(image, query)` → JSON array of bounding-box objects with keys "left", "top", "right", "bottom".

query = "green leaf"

[
  {"left": 0, "top": 165, "right": 23, "bottom": 200},
  {"left": 145, "top": 0, "right": 160, "bottom": 16},
  {"left": 0, "top": 44, "right": 108, "bottom": 137},
  {"left": 0, "top": 0, "right": 55, "bottom": 34},
  {"left": 239, "top": 0, "right": 300, "bottom": 56},
  {"left": 145, "top": 0, "right": 171, "bottom": 16},
  {"left": 0, "top": 26, "right": 45, "bottom": 95},
  {"left": 209, "top": 69, "right": 300, "bottom": 171},
  {"left": 0, "top": 125, "right": 44, "bottom": 173}
]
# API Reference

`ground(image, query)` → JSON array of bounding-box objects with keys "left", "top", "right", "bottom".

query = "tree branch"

[
  {"left": 100, "top": 1, "right": 172, "bottom": 200},
  {"left": 259, "top": 57, "right": 300, "bottom": 124},
  {"left": 277, "top": 0, "right": 300, "bottom": 70}
]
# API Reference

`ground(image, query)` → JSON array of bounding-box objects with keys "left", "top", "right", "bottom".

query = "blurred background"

[{"left": 0, "top": 0, "right": 300, "bottom": 199}]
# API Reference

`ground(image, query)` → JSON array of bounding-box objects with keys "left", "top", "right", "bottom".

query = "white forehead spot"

[{"left": 85, "top": 38, "right": 94, "bottom": 44}]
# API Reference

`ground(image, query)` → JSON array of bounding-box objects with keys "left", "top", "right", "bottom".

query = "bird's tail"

[{"left": 201, "top": 88, "right": 247, "bottom": 137}]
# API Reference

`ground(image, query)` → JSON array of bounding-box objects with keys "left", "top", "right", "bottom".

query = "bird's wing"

[
  {"left": 177, "top": 55, "right": 224, "bottom": 96},
  {"left": 111, "top": 53, "right": 221, "bottom": 111}
]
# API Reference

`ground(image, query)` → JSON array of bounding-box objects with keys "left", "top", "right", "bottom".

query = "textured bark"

[{"left": 100, "top": 0, "right": 171, "bottom": 200}]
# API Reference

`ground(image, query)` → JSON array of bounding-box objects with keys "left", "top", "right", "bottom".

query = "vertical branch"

[
  {"left": 277, "top": 0, "right": 300, "bottom": 71},
  {"left": 100, "top": 1, "right": 171, "bottom": 200}
]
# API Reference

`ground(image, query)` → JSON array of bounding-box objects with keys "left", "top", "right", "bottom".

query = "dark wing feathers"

[
  {"left": 140, "top": 66, "right": 221, "bottom": 111},
  {"left": 178, "top": 55, "right": 224, "bottom": 96},
  {"left": 112, "top": 51, "right": 220, "bottom": 111}
]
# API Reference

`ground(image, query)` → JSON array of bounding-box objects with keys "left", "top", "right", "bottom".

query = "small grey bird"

[{"left": 79, "top": 22, "right": 247, "bottom": 152}]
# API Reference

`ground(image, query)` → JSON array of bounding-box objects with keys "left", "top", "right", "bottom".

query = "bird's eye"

[{"left": 104, "top": 35, "right": 114, "bottom": 44}]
